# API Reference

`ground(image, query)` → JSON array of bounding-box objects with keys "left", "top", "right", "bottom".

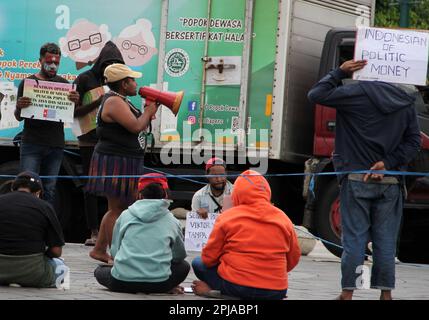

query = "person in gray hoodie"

[
  {"left": 308, "top": 59, "right": 421, "bottom": 300},
  {"left": 94, "top": 173, "right": 189, "bottom": 294}
]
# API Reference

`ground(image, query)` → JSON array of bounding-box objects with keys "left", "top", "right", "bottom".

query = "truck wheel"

[{"left": 314, "top": 179, "right": 343, "bottom": 258}]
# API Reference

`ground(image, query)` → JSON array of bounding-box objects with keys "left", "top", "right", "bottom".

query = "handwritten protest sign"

[
  {"left": 21, "top": 79, "right": 75, "bottom": 123},
  {"left": 353, "top": 26, "right": 429, "bottom": 85},
  {"left": 184, "top": 211, "right": 218, "bottom": 252}
]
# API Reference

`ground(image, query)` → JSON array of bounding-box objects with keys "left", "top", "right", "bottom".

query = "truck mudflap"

[{"left": 302, "top": 157, "right": 333, "bottom": 228}]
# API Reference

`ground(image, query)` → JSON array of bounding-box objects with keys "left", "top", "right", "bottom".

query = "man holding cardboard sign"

[
  {"left": 14, "top": 42, "right": 79, "bottom": 208},
  {"left": 308, "top": 58, "right": 421, "bottom": 300}
]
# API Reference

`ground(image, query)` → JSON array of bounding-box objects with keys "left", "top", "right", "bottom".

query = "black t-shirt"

[
  {"left": 0, "top": 191, "right": 65, "bottom": 255},
  {"left": 17, "top": 74, "right": 70, "bottom": 148}
]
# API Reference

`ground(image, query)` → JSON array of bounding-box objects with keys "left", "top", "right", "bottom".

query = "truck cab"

[{"left": 305, "top": 28, "right": 429, "bottom": 263}]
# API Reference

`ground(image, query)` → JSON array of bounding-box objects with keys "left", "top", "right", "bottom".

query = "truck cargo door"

[
  {"left": 160, "top": 0, "right": 251, "bottom": 148},
  {"left": 199, "top": 0, "right": 248, "bottom": 148}
]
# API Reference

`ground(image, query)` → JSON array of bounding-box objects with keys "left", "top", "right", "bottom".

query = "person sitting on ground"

[
  {"left": 191, "top": 170, "right": 301, "bottom": 300},
  {"left": 191, "top": 157, "right": 233, "bottom": 219},
  {"left": 0, "top": 171, "right": 67, "bottom": 288},
  {"left": 94, "top": 173, "right": 189, "bottom": 294}
]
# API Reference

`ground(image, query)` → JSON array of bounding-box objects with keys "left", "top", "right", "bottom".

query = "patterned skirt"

[{"left": 86, "top": 150, "right": 144, "bottom": 205}]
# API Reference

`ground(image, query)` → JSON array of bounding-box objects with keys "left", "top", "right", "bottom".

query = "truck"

[{"left": 0, "top": 0, "right": 428, "bottom": 262}]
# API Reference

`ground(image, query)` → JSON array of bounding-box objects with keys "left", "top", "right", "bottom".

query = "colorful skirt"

[{"left": 86, "top": 150, "right": 144, "bottom": 205}]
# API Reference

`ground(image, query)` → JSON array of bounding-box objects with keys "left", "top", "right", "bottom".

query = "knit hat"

[
  {"left": 205, "top": 157, "right": 226, "bottom": 172},
  {"left": 138, "top": 173, "right": 169, "bottom": 192}
]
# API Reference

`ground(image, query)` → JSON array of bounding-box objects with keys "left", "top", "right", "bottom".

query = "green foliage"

[{"left": 375, "top": 0, "right": 429, "bottom": 29}]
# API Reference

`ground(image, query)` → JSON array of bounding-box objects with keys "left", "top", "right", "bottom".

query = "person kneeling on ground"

[
  {"left": 192, "top": 170, "right": 301, "bottom": 300},
  {"left": 0, "top": 171, "right": 67, "bottom": 288},
  {"left": 94, "top": 173, "right": 190, "bottom": 294}
]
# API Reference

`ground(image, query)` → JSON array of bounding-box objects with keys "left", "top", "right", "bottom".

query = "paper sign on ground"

[
  {"left": 21, "top": 79, "right": 75, "bottom": 123},
  {"left": 353, "top": 26, "right": 429, "bottom": 85},
  {"left": 184, "top": 211, "right": 218, "bottom": 252}
]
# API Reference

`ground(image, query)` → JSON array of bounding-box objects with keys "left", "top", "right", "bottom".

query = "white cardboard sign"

[
  {"left": 353, "top": 27, "right": 429, "bottom": 85},
  {"left": 21, "top": 79, "right": 75, "bottom": 123},
  {"left": 184, "top": 211, "right": 218, "bottom": 252}
]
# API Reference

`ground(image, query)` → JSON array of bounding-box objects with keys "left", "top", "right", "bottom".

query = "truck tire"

[{"left": 314, "top": 179, "right": 343, "bottom": 258}]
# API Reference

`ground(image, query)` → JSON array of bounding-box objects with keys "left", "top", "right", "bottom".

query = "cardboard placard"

[
  {"left": 21, "top": 79, "right": 75, "bottom": 123},
  {"left": 353, "top": 26, "right": 429, "bottom": 85},
  {"left": 184, "top": 211, "right": 218, "bottom": 252},
  {"left": 72, "top": 86, "right": 108, "bottom": 137}
]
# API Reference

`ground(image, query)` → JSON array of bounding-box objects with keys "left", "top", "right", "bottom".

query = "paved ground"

[{"left": 0, "top": 241, "right": 428, "bottom": 300}]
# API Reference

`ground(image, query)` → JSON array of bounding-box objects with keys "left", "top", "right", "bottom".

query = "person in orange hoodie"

[{"left": 191, "top": 170, "right": 301, "bottom": 300}]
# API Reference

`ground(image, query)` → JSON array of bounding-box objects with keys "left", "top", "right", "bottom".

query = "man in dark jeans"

[
  {"left": 14, "top": 43, "right": 80, "bottom": 209},
  {"left": 73, "top": 41, "right": 124, "bottom": 246},
  {"left": 308, "top": 59, "right": 421, "bottom": 300}
]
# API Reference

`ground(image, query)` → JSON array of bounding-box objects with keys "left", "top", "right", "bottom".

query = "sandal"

[{"left": 84, "top": 236, "right": 97, "bottom": 246}]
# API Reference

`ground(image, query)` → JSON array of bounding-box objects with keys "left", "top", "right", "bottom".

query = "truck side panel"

[
  {"left": 270, "top": 0, "right": 374, "bottom": 163},
  {"left": 0, "top": 0, "right": 280, "bottom": 159}
]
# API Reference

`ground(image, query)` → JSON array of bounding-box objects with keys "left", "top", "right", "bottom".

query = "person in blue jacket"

[
  {"left": 308, "top": 59, "right": 421, "bottom": 300},
  {"left": 94, "top": 173, "right": 189, "bottom": 294}
]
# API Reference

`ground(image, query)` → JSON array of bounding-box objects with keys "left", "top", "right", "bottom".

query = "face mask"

[{"left": 42, "top": 62, "right": 58, "bottom": 77}]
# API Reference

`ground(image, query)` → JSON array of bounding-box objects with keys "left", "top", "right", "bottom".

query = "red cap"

[
  {"left": 138, "top": 173, "right": 169, "bottom": 192},
  {"left": 205, "top": 157, "right": 226, "bottom": 172}
]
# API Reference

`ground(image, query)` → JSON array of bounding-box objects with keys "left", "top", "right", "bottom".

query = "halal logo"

[{"left": 165, "top": 48, "right": 189, "bottom": 77}]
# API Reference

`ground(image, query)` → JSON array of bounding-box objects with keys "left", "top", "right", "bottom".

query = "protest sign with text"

[
  {"left": 184, "top": 211, "right": 218, "bottom": 252},
  {"left": 353, "top": 26, "right": 429, "bottom": 85},
  {"left": 21, "top": 79, "right": 75, "bottom": 123}
]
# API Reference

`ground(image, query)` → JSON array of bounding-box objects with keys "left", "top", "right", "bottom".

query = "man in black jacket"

[{"left": 308, "top": 59, "right": 421, "bottom": 300}]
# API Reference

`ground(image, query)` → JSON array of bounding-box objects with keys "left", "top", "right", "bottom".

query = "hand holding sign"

[
  {"left": 68, "top": 90, "right": 80, "bottom": 104},
  {"left": 16, "top": 96, "right": 32, "bottom": 110},
  {"left": 340, "top": 60, "right": 367, "bottom": 75}
]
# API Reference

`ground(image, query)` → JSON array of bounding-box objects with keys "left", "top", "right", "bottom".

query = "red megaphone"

[{"left": 138, "top": 86, "right": 184, "bottom": 116}]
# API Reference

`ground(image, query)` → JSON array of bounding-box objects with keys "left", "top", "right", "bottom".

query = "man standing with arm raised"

[{"left": 308, "top": 59, "right": 421, "bottom": 300}]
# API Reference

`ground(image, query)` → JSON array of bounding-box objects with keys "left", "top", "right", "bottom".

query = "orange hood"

[{"left": 231, "top": 170, "right": 271, "bottom": 206}]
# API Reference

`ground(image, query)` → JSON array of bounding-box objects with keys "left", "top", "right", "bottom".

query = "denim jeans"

[
  {"left": 340, "top": 178, "right": 403, "bottom": 290},
  {"left": 192, "top": 257, "right": 287, "bottom": 300},
  {"left": 20, "top": 142, "right": 64, "bottom": 207}
]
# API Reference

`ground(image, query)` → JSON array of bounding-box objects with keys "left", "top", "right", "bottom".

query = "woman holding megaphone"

[{"left": 87, "top": 63, "right": 159, "bottom": 263}]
